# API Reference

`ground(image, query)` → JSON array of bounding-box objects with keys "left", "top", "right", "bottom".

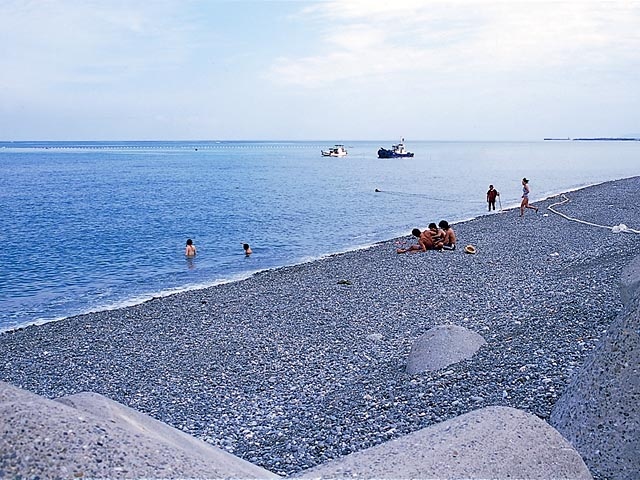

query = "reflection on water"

[{"left": 186, "top": 257, "right": 196, "bottom": 270}]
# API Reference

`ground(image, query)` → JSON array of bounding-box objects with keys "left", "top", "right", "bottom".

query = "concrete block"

[
  {"left": 620, "top": 253, "right": 640, "bottom": 309},
  {"left": 0, "top": 381, "right": 279, "bottom": 479},
  {"left": 297, "top": 406, "right": 591, "bottom": 479},
  {"left": 550, "top": 306, "right": 640, "bottom": 479}
]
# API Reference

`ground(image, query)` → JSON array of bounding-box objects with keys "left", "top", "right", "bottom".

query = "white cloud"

[
  {"left": 268, "top": 1, "right": 640, "bottom": 87},
  {"left": 2, "top": 0, "right": 638, "bottom": 140}
]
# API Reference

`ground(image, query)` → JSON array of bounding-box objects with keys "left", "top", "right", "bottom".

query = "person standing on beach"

[
  {"left": 520, "top": 178, "right": 538, "bottom": 216},
  {"left": 487, "top": 185, "right": 499, "bottom": 211},
  {"left": 185, "top": 238, "right": 197, "bottom": 257}
]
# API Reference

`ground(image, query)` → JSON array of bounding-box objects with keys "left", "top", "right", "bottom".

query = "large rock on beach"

[
  {"left": 550, "top": 254, "right": 640, "bottom": 479},
  {"left": 296, "top": 406, "right": 592, "bottom": 479},
  {"left": 406, "top": 324, "right": 487, "bottom": 374},
  {"left": 0, "top": 381, "right": 279, "bottom": 479}
]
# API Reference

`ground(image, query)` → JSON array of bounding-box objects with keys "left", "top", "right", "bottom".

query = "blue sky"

[{"left": 1, "top": 0, "right": 639, "bottom": 141}]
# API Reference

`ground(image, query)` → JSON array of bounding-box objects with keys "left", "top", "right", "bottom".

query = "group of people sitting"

[{"left": 397, "top": 220, "right": 456, "bottom": 254}]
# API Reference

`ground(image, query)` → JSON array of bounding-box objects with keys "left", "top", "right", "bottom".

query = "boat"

[
  {"left": 378, "top": 139, "right": 414, "bottom": 158},
  {"left": 321, "top": 145, "right": 348, "bottom": 157}
]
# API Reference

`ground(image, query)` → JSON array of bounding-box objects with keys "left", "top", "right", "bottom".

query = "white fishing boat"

[{"left": 321, "top": 145, "right": 348, "bottom": 157}]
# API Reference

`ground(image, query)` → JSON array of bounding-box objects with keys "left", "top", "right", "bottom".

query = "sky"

[{"left": 1, "top": 0, "right": 639, "bottom": 141}]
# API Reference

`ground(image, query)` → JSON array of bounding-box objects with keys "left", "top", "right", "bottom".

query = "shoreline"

[
  {"left": 1, "top": 176, "right": 639, "bottom": 476},
  {"left": 3, "top": 175, "right": 637, "bottom": 334}
]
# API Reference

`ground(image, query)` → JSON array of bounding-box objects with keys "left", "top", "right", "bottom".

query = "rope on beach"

[{"left": 548, "top": 194, "right": 640, "bottom": 234}]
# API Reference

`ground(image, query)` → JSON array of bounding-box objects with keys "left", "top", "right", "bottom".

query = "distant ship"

[
  {"left": 378, "top": 138, "right": 414, "bottom": 158},
  {"left": 321, "top": 145, "right": 348, "bottom": 157}
]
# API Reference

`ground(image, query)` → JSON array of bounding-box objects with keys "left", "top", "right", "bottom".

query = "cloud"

[
  {"left": 2, "top": 0, "right": 637, "bottom": 140},
  {"left": 268, "top": 1, "right": 640, "bottom": 88},
  {"left": 0, "top": 1, "right": 202, "bottom": 97}
]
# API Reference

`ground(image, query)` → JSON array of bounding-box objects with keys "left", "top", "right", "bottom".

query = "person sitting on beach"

[
  {"left": 185, "top": 238, "right": 197, "bottom": 257},
  {"left": 397, "top": 228, "right": 443, "bottom": 253},
  {"left": 242, "top": 243, "right": 252, "bottom": 255},
  {"left": 428, "top": 222, "right": 445, "bottom": 242},
  {"left": 438, "top": 220, "right": 456, "bottom": 250}
]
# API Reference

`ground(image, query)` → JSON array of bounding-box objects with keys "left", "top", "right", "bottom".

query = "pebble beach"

[{"left": 1, "top": 176, "right": 638, "bottom": 477}]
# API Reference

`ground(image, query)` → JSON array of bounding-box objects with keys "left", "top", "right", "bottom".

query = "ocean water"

[{"left": 0, "top": 140, "right": 638, "bottom": 331}]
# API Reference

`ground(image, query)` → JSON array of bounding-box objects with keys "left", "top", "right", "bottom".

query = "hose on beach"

[{"left": 547, "top": 194, "right": 640, "bottom": 234}]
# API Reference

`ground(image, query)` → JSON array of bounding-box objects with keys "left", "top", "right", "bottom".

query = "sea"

[{"left": 0, "top": 140, "right": 638, "bottom": 332}]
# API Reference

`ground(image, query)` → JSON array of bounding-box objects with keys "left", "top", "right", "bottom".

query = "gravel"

[{"left": 1, "top": 176, "right": 638, "bottom": 477}]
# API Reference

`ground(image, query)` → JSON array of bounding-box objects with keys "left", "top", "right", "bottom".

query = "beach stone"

[
  {"left": 550, "top": 256, "right": 640, "bottom": 480},
  {"left": 406, "top": 324, "right": 487, "bottom": 374},
  {"left": 0, "top": 381, "right": 279, "bottom": 479},
  {"left": 366, "top": 333, "right": 383, "bottom": 342},
  {"left": 296, "top": 406, "right": 592, "bottom": 479}
]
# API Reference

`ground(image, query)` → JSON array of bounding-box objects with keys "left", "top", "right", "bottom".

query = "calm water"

[{"left": 0, "top": 140, "right": 638, "bottom": 331}]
